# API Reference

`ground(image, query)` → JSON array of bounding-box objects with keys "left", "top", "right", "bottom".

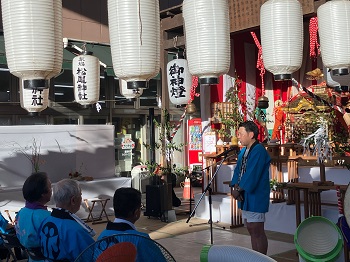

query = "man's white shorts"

[{"left": 242, "top": 210, "right": 265, "bottom": 223}]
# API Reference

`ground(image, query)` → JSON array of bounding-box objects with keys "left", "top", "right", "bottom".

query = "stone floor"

[{"left": 89, "top": 186, "right": 299, "bottom": 262}]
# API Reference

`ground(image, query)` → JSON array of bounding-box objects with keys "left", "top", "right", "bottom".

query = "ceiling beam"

[{"left": 161, "top": 13, "right": 183, "bottom": 31}]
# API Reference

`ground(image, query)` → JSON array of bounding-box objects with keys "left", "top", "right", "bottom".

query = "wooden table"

[{"left": 285, "top": 182, "right": 348, "bottom": 226}]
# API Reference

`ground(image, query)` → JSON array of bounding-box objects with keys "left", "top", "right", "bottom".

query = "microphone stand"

[{"left": 186, "top": 152, "right": 234, "bottom": 245}]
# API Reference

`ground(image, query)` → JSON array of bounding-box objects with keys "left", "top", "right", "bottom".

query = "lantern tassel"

[
  {"left": 309, "top": 17, "right": 320, "bottom": 59},
  {"left": 251, "top": 32, "right": 265, "bottom": 95}
]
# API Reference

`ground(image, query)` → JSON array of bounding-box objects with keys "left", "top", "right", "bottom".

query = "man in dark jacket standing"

[{"left": 231, "top": 121, "right": 271, "bottom": 254}]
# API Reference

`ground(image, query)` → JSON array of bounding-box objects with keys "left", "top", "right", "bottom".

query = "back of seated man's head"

[
  {"left": 22, "top": 172, "right": 52, "bottom": 204},
  {"left": 53, "top": 179, "right": 82, "bottom": 213},
  {"left": 113, "top": 187, "right": 141, "bottom": 221}
]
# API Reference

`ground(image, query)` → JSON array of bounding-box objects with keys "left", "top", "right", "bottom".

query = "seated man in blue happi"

[
  {"left": 39, "top": 179, "right": 95, "bottom": 261},
  {"left": 15, "top": 172, "right": 52, "bottom": 261},
  {"left": 98, "top": 187, "right": 166, "bottom": 262}
]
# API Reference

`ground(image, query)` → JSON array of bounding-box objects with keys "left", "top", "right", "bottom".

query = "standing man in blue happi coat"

[{"left": 231, "top": 121, "right": 271, "bottom": 254}]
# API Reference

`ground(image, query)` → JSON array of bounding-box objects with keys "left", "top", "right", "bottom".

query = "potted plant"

[
  {"left": 143, "top": 109, "right": 186, "bottom": 184},
  {"left": 214, "top": 78, "right": 244, "bottom": 144},
  {"left": 142, "top": 109, "right": 187, "bottom": 218}
]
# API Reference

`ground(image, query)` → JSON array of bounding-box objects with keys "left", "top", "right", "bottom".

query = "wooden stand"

[{"left": 84, "top": 198, "right": 110, "bottom": 224}]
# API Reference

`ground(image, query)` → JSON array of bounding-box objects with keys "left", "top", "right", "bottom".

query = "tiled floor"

[{"left": 89, "top": 186, "right": 300, "bottom": 262}]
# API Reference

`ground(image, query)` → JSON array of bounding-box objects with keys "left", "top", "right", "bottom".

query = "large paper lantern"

[
  {"left": 72, "top": 52, "right": 100, "bottom": 106},
  {"left": 167, "top": 57, "right": 192, "bottom": 106},
  {"left": 1, "top": 0, "right": 63, "bottom": 90},
  {"left": 260, "top": 0, "right": 303, "bottom": 81},
  {"left": 318, "top": 0, "right": 350, "bottom": 76},
  {"left": 108, "top": 0, "right": 160, "bottom": 89},
  {"left": 119, "top": 79, "right": 143, "bottom": 100},
  {"left": 182, "top": 0, "right": 230, "bottom": 85},
  {"left": 20, "top": 80, "right": 49, "bottom": 115}
]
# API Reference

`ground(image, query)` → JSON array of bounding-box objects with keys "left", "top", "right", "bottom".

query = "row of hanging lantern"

[
  {"left": 260, "top": 0, "right": 350, "bottom": 80},
  {"left": 1, "top": 0, "right": 158, "bottom": 114},
  {"left": 7, "top": 0, "right": 350, "bottom": 113},
  {"left": 2, "top": 0, "right": 230, "bottom": 112}
]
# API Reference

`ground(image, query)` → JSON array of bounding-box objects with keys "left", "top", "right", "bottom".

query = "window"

[
  {"left": 0, "top": 67, "right": 11, "bottom": 102},
  {"left": 53, "top": 69, "right": 74, "bottom": 103}
]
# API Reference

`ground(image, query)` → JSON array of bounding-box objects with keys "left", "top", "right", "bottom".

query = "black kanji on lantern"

[
  {"left": 31, "top": 89, "right": 44, "bottom": 106},
  {"left": 168, "top": 62, "right": 186, "bottom": 98},
  {"left": 76, "top": 56, "right": 88, "bottom": 100}
]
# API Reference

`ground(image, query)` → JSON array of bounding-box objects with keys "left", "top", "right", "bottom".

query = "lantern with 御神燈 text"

[
  {"left": 1, "top": 0, "right": 63, "bottom": 90},
  {"left": 72, "top": 51, "right": 100, "bottom": 106},
  {"left": 20, "top": 80, "right": 49, "bottom": 115},
  {"left": 167, "top": 55, "right": 192, "bottom": 107}
]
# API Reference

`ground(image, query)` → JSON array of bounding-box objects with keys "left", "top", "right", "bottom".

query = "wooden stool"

[
  {"left": 84, "top": 198, "right": 110, "bottom": 224},
  {"left": 4, "top": 210, "right": 17, "bottom": 225}
]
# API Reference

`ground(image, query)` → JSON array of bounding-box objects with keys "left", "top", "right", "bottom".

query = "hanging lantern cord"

[
  {"left": 309, "top": 17, "right": 320, "bottom": 59},
  {"left": 81, "top": 43, "right": 87, "bottom": 54},
  {"left": 251, "top": 32, "right": 265, "bottom": 96},
  {"left": 173, "top": 36, "right": 179, "bottom": 58}
]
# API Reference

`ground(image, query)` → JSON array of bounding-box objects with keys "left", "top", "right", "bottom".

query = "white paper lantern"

[
  {"left": 119, "top": 79, "right": 143, "bottom": 100},
  {"left": 1, "top": 0, "right": 63, "bottom": 90},
  {"left": 166, "top": 58, "right": 192, "bottom": 106},
  {"left": 108, "top": 0, "right": 160, "bottom": 89},
  {"left": 260, "top": 0, "right": 303, "bottom": 80},
  {"left": 20, "top": 80, "right": 49, "bottom": 115},
  {"left": 318, "top": 0, "right": 350, "bottom": 76},
  {"left": 72, "top": 52, "right": 100, "bottom": 106},
  {"left": 183, "top": 0, "right": 230, "bottom": 85}
]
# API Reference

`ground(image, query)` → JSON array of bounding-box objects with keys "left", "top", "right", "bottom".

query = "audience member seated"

[
  {"left": 0, "top": 212, "right": 25, "bottom": 260},
  {"left": 39, "top": 179, "right": 95, "bottom": 261},
  {"left": 98, "top": 187, "right": 166, "bottom": 262},
  {"left": 15, "top": 172, "right": 52, "bottom": 261}
]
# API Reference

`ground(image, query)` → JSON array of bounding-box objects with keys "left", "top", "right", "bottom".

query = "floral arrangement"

[
  {"left": 68, "top": 162, "right": 93, "bottom": 181},
  {"left": 11, "top": 138, "right": 43, "bottom": 172},
  {"left": 270, "top": 178, "right": 286, "bottom": 191}
]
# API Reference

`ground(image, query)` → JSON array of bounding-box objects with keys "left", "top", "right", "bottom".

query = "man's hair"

[
  {"left": 53, "top": 179, "right": 80, "bottom": 206},
  {"left": 113, "top": 187, "right": 141, "bottom": 219},
  {"left": 239, "top": 121, "right": 259, "bottom": 139},
  {"left": 22, "top": 172, "right": 50, "bottom": 202}
]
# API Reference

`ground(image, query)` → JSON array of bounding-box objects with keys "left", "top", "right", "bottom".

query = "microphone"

[{"left": 216, "top": 146, "right": 237, "bottom": 158}]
